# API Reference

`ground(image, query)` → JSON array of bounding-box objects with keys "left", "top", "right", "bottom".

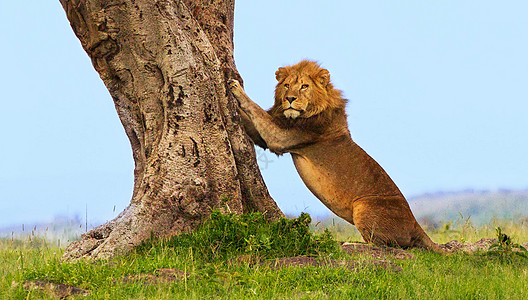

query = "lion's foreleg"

[
  {"left": 239, "top": 109, "right": 268, "bottom": 149},
  {"left": 228, "top": 79, "right": 316, "bottom": 154}
]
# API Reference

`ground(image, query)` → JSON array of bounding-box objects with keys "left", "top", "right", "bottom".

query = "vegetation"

[
  {"left": 485, "top": 227, "right": 528, "bottom": 261},
  {"left": 1, "top": 212, "right": 527, "bottom": 299},
  {"left": 137, "top": 211, "right": 338, "bottom": 262},
  {"left": 318, "top": 212, "right": 528, "bottom": 245}
]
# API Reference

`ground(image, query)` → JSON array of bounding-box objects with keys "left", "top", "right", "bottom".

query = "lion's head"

[{"left": 271, "top": 60, "right": 345, "bottom": 120}]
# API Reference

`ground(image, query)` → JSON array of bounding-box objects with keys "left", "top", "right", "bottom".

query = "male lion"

[{"left": 228, "top": 60, "right": 439, "bottom": 251}]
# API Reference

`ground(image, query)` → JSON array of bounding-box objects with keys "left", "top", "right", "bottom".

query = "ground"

[{"left": 2, "top": 213, "right": 527, "bottom": 299}]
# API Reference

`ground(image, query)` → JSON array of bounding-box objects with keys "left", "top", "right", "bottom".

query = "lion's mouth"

[{"left": 284, "top": 109, "right": 301, "bottom": 119}]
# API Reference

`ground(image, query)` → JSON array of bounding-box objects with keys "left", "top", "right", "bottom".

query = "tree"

[{"left": 59, "top": 0, "right": 283, "bottom": 261}]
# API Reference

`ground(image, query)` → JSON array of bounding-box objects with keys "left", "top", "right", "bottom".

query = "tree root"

[{"left": 62, "top": 205, "right": 157, "bottom": 261}]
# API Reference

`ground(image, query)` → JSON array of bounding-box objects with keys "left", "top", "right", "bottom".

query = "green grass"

[
  {"left": 137, "top": 211, "right": 339, "bottom": 262},
  {"left": 317, "top": 214, "right": 528, "bottom": 245},
  {"left": 2, "top": 212, "right": 528, "bottom": 299}
]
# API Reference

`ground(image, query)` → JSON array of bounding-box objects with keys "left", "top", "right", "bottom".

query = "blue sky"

[{"left": 1, "top": 1, "right": 527, "bottom": 227}]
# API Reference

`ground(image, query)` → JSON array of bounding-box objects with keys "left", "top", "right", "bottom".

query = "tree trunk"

[{"left": 59, "top": 0, "right": 283, "bottom": 261}]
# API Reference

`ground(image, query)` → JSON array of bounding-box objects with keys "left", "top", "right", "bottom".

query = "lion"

[{"left": 228, "top": 60, "right": 440, "bottom": 251}]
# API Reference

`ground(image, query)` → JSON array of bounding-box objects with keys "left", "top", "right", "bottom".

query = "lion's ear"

[
  {"left": 317, "top": 69, "right": 330, "bottom": 86},
  {"left": 275, "top": 67, "right": 287, "bottom": 81}
]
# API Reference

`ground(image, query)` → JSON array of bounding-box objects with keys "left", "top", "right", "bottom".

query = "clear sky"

[{"left": 0, "top": 1, "right": 527, "bottom": 227}]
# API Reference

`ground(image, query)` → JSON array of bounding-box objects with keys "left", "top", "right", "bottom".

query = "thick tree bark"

[{"left": 59, "top": 0, "right": 283, "bottom": 260}]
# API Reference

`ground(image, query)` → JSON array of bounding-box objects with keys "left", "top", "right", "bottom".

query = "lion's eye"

[
  {"left": 284, "top": 84, "right": 290, "bottom": 88},
  {"left": 301, "top": 84, "right": 309, "bottom": 89}
]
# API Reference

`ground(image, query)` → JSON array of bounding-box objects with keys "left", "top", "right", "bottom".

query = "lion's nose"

[{"left": 286, "top": 96, "right": 297, "bottom": 104}]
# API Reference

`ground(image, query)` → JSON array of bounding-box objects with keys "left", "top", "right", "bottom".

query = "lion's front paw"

[{"left": 228, "top": 79, "right": 244, "bottom": 98}]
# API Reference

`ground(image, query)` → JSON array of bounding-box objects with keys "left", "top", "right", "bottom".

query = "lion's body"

[
  {"left": 290, "top": 137, "right": 435, "bottom": 248},
  {"left": 229, "top": 60, "right": 439, "bottom": 250}
]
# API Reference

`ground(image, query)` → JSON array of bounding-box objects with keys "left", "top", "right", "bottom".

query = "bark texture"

[{"left": 59, "top": 0, "right": 283, "bottom": 260}]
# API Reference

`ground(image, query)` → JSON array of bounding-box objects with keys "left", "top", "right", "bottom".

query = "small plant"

[
  {"left": 486, "top": 227, "right": 528, "bottom": 261},
  {"left": 456, "top": 213, "right": 477, "bottom": 243},
  {"left": 442, "top": 220, "right": 454, "bottom": 232}
]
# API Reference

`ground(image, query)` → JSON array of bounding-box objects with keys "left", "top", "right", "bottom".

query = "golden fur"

[{"left": 229, "top": 60, "right": 439, "bottom": 250}]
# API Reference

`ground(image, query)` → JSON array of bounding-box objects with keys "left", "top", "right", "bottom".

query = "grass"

[
  {"left": 1, "top": 212, "right": 528, "bottom": 299},
  {"left": 137, "top": 211, "right": 339, "bottom": 262},
  {"left": 317, "top": 213, "right": 528, "bottom": 245}
]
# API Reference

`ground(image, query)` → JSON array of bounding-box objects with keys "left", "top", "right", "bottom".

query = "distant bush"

[{"left": 137, "top": 211, "right": 338, "bottom": 261}]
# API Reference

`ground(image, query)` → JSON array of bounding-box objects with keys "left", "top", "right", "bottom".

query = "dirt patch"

[
  {"left": 22, "top": 280, "right": 90, "bottom": 298},
  {"left": 258, "top": 256, "right": 402, "bottom": 272},
  {"left": 119, "top": 268, "right": 187, "bottom": 285},
  {"left": 340, "top": 242, "right": 416, "bottom": 260},
  {"left": 441, "top": 238, "right": 528, "bottom": 253},
  {"left": 441, "top": 238, "right": 496, "bottom": 253}
]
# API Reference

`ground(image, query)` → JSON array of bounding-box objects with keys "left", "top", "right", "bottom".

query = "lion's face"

[
  {"left": 276, "top": 74, "right": 315, "bottom": 119},
  {"left": 274, "top": 60, "right": 342, "bottom": 120}
]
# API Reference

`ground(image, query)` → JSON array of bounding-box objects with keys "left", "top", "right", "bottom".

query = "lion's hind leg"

[{"left": 352, "top": 195, "right": 437, "bottom": 250}]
